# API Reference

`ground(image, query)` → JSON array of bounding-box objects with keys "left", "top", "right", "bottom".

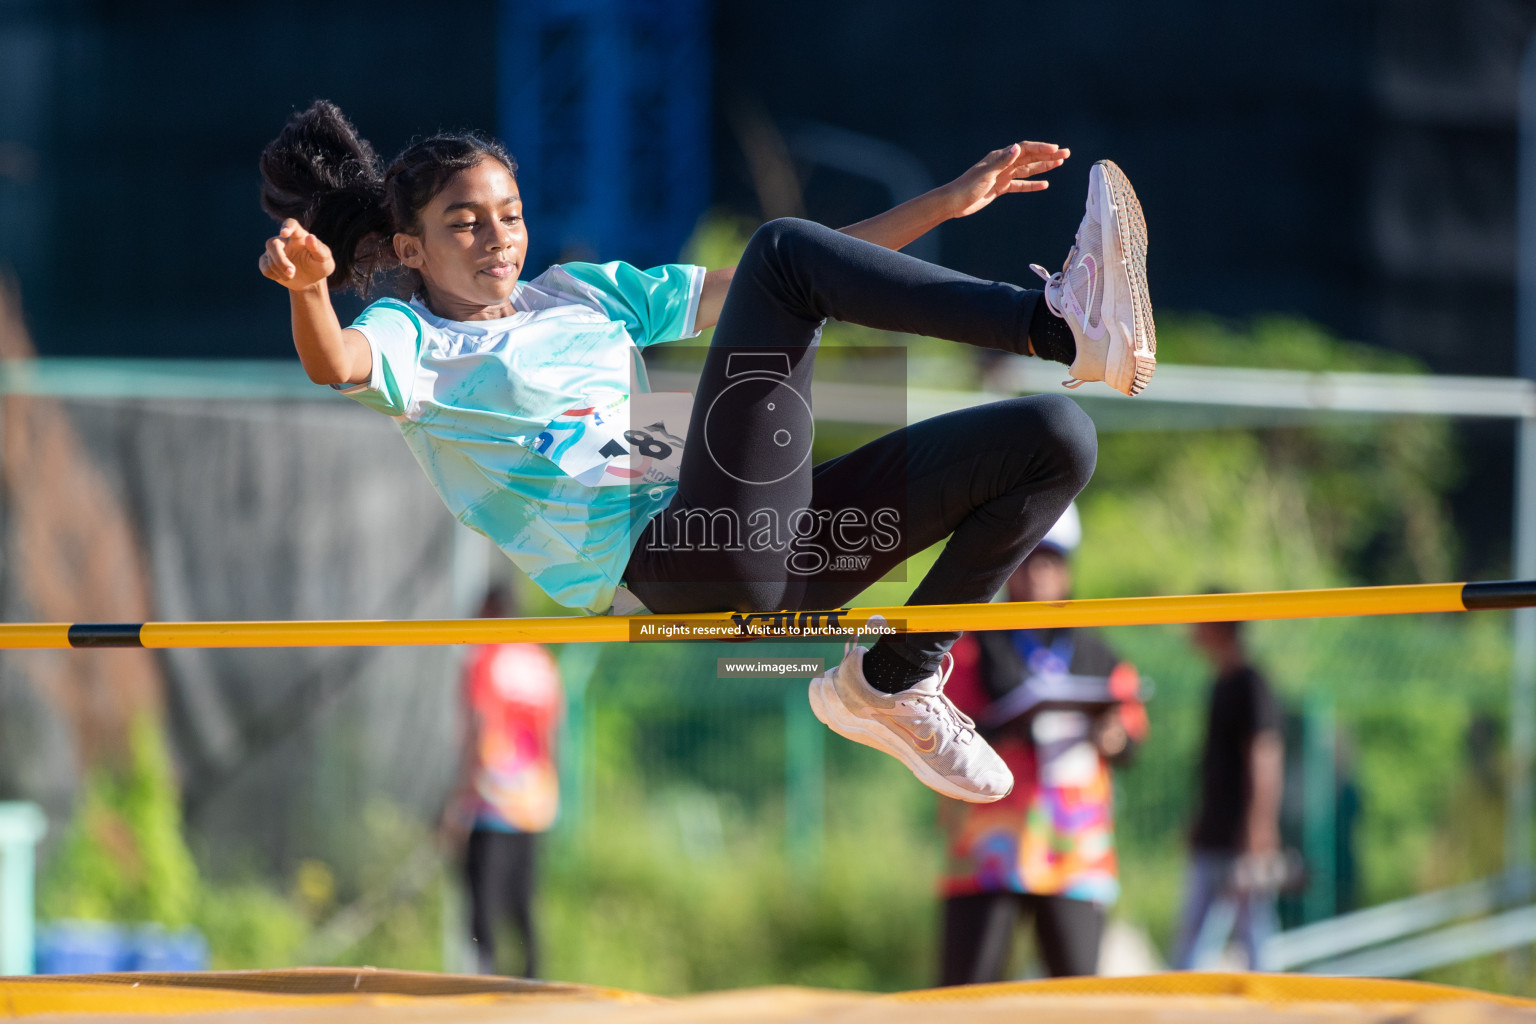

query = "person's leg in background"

[
  {"left": 1232, "top": 887, "right": 1280, "bottom": 971},
  {"left": 464, "top": 827, "right": 505, "bottom": 975},
  {"left": 1171, "top": 851, "right": 1232, "bottom": 970},
  {"left": 504, "top": 831, "right": 540, "bottom": 978},
  {"left": 940, "top": 892, "right": 1022, "bottom": 985},
  {"left": 1028, "top": 894, "right": 1105, "bottom": 977}
]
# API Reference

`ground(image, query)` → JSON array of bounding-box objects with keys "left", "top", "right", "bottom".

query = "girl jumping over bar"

[{"left": 257, "top": 101, "right": 1155, "bottom": 803}]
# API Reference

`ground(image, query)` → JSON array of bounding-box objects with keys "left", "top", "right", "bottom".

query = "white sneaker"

[
  {"left": 1031, "top": 159, "right": 1155, "bottom": 396},
  {"left": 808, "top": 646, "right": 1013, "bottom": 803}
]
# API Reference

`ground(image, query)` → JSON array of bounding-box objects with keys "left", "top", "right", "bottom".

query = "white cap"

[{"left": 1037, "top": 502, "right": 1081, "bottom": 555}]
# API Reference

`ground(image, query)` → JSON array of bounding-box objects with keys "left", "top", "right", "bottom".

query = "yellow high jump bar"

[{"left": 0, "top": 580, "right": 1532, "bottom": 650}]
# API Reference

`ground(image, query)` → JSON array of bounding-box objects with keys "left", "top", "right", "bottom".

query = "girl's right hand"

[
  {"left": 943, "top": 142, "right": 1069, "bottom": 220},
  {"left": 259, "top": 218, "right": 335, "bottom": 291}
]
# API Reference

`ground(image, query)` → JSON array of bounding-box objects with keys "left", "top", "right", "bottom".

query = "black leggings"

[
  {"left": 623, "top": 218, "right": 1097, "bottom": 674},
  {"left": 465, "top": 828, "right": 538, "bottom": 977},
  {"left": 940, "top": 892, "right": 1105, "bottom": 983}
]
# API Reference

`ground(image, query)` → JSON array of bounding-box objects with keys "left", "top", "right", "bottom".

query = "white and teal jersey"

[{"left": 337, "top": 261, "right": 706, "bottom": 613}]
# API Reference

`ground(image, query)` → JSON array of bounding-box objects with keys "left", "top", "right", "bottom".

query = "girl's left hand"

[{"left": 945, "top": 142, "right": 1069, "bottom": 219}]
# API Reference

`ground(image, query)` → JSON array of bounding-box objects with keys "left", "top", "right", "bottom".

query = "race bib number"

[{"left": 529, "top": 392, "right": 693, "bottom": 488}]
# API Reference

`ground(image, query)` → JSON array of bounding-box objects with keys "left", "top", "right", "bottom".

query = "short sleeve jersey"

[
  {"left": 337, "top": 262, "right": 705, "bottom": 612},
  {"left": 1191, "top": 663, "right": 1282, "bottom": 851},
  {"left": 463, "top": 642, "right": 564, "bottom": 833}
]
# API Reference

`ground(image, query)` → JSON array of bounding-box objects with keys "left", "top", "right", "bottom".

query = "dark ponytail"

[
  {"left": 259, "top": 101, "right": 394, "bottom": 294},
  {"left": 260, "top": 101, "right": 519, "bottom": 297}
]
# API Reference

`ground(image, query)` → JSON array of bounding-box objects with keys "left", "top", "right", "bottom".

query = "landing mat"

[{"left": 1, "top": 968, "right": 1534, "bottom": 1021}]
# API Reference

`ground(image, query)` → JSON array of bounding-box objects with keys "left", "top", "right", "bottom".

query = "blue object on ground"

[
  {"left": 35, "top": 921, "right": 209, "bottom": 974},
  {"left": 34, "top": 921, "right": 134, "bottom": 974},
  {"left": 129, "top": 925, "right": 208, "bottom": 971}
]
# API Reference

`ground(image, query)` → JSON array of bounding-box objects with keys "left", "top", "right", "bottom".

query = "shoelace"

[
  {"left": 1029, "top": 258, "right": 1088, "bottom": 390},
  {"left": 897, "top": 653, "right": 978, "bottom": 746},
  {"left": 1029, "top": 263, "right": 1067, "bottom": 317},
  {"left": 845, "top": 624, "right": 979, "bottom": 745}
]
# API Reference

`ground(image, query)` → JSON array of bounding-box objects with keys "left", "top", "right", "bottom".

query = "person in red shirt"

[{"left": 442, "top": 585, "right": 564, "bottom": 978}]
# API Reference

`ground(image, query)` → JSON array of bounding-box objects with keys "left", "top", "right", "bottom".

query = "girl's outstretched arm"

[
  {"left": 690, "top": 142, "right": 1066, "bottom": 332},
  {"left": 839, "top": 141, "right": 1068, "bottom": 252},
  {"left": 259, "top": 218, "right": 373, "bottom": 386}
]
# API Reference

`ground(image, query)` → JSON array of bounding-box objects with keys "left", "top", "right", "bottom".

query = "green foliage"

[
  {"left": 195, "top": 881, "right": 309, "bottom": 970},
  {"left": 1157, "top": 313, "right": 1424, "bottom": 373},
  {"left": 38, "top": 715, "right": 312, "bottom": 968},
  {"left": 40, "top": 716, "right": 199, "bottom": 927},
  {"left": 680, "top": 212, "right": 755, "bottom": 271},
  {"left": 313, "top": 802, "right": 448, "bottom": 971},
  {"left": 543, "top": 762, "right": 939, "bottom": 994},
  {"left": 1079, "top": 419, "right": 1459, "bottom": 596},
  {"left": 1077, "top": 317, "right": 1459, "bottom": 596}
]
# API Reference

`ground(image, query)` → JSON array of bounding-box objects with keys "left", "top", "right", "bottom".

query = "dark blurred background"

[{"left": 0, "top": 0, "right": 1527, "bottom": 370}]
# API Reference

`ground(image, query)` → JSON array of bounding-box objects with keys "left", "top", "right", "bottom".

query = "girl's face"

[{"left": 394, "top": 157, "right": 528, "bottom": 321}]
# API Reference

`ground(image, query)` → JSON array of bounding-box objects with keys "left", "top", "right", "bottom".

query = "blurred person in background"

[
  {"left": 937, "top": 505, "right": 1148, "bottom": 982},
  {"left": 441, "top": 584, "right": 564, "bottom": 977},
  {"left": 1172, "top": 615, "right": 1283, "bottom": 970}
]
